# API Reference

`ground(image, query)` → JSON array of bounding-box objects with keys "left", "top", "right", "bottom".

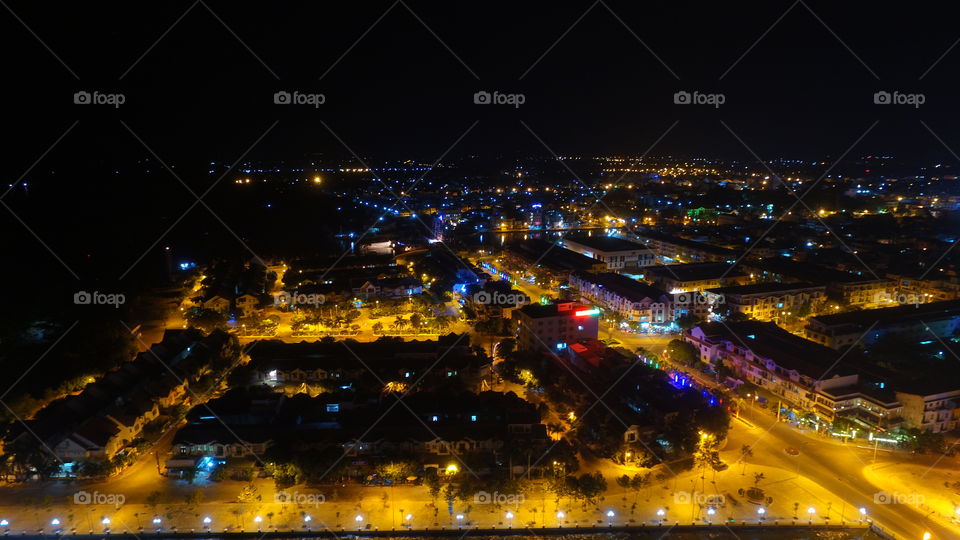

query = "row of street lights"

[{"left": 0, "top": 504, "right": 877, "bottom": 534}]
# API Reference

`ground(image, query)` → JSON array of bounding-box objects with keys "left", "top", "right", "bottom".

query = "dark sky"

[{"left": 5, "top": 1, "right": 960, "bottom": 167}]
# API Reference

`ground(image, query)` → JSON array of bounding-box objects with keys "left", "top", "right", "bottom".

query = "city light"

[
  {"left": 556, "top": 511, "right": 565, "bottom": 519},
  {"left": 51, "top": 519, "right": 60, "bottom": 527},
  {"left": 355, "top": 515, "right": 363, "bottom": 523},
  {"left": 101, "top": 517, "right": 110, "bottom": 526}
]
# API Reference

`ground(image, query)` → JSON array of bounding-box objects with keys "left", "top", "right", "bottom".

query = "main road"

[{"left": 727, "top": 410, "right": 958, "bottom": 540}]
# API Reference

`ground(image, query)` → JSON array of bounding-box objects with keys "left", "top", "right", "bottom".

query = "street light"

[
  {"left": 303, "top": 515, "right": 312, "bottom": 529},
  {"left": 253, "top": 516, "right": 262, "bottom": 531},
  {"left": 757, "top": 507, "right": 765, "bottom": 522},
  {"left": 556, "top": 511, "right": 565, "bottom": 521},
  {"left": 859, "top": 507, "right": 867, "bottom": 522},
  {"left": 807, "top": 507, "right": 816, "bottom": 523},
  {"left": 0, "top": 520, "right": 7, "bottom": 527},
  {"left": 706, "top": 507, "right": 715, "bottom": 523},
  {"left": 355, "top": 514, "right": 363, "bottom": 528},
  {"left": 656, "top": 508, "right": 666, "bottom": 525},
  {"left": 203, "top": 516, "right": 212, "bottom": 530},
  {"left": 51, "top": 519, "right": 61, "bottom": 527},
  {"left": 922, "top": 533, "right": 931, "bottom": 540}
]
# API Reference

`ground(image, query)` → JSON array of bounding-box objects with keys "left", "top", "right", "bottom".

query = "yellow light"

[
  {"left": 446, "top": 464, "right": 458, "bottom": 474},
  {"left": 313, "top": 176, "right": 322, "bottom": 184}
]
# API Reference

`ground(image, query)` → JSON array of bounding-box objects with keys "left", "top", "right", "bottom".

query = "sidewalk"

[
  {"left": 0, "top": 463, "right": 867, "bottom": 535},
  {"left": 863, "top": 461, "right": 960, "bottom": 537}
]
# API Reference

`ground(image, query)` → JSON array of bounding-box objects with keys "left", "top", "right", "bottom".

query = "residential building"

[
  {"left": 636, "top": 231, "right": 737, "bottom": 263},
  {"left": 568, "top": 271, "right": 673, "bottom": 324},
  {"left": 804, "top": 299, "right": 960, "bottom": 349},
  {"left": 646, "top": 262, "right": 749, "bottom": 294},
  {"left": 562, "top": 236, "right": 656, "bottom": 270},
  {"left": 512, "top": 301, "right": 600, "bottom": 352},
  {"left": 707, "top": 282, "right": 826, "bottom": 322},
  {"left": 686, "top": 321, "right": 857, "bottom": 412}
]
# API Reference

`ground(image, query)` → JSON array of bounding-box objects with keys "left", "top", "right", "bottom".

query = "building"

[
  {"left": 706, "top": 282, "right": 826, "bottom": 322},
  {"left": 895, "top": 386, "right": 960, "bottom": 434},
  {"left": 636, "top": 231, "right": 737, "bottom": 263},
  {"left": 828, "top": 277, "right": 896, "bottom": 308},
  {"left": 804, "top": 299, "right": 960, "bottom": 349},
  {"left": 503, "top": 239, "right": 607, "bottom": 283},
  {"left": 646, "top": 262, "right": 749, "bottom": 293},
  {"left": 812, "top": 376, "right": 902, "bottom": 431},
  {"left": 512, "top": 301, "right": 600, "bottom": 352},
  {"left": 686, "top": 321, "right": 858, "bottom": 412},
  {"left": 562, "top": 236, "right": 656, "bottom": 270},
  {"left": 568, "top": 271, "right": 674, "bottom": 325}
]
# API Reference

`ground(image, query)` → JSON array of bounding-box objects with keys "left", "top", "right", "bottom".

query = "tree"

[
  {"left": 496, "top": 338, "right": 516, "bottom": 359},
  {"left": 666, "top": 339, "right": 698, "bottom": 366},
  {"left": 616, "top": 475, "right": 630, "bottom": 501},
  {"left": 629, "top": 472, "right": 650, "bottom": 505},
  {"left": 574, "top": 472, "right": 607, "bottom": 504},
  {"left": 372, "top": 321, "right": 384, "bottom": 335},
  {"left": 740, "top": 444, "right": 753, "bottom": 475},
  {"left": 675, "top": 313, "right": 702, "bottom": 331}
]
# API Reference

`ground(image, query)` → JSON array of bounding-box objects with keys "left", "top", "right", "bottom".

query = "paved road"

[{"left": 727, "top": 412, "right": 958, "bottom": 540}]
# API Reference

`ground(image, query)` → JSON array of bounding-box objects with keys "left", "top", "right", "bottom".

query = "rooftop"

[
  {"left": 573, "top": 272, "right": 669, "bottom": 303},
  {"left": 808, "top": 299, "right": 960, "bottom": 328},
  {"left": 708, "top": 282, "right": 822, "bottom": 296},
  {"left": 647, "top": 262, "right": 746, "bottom": 282},
  {"left": 563, "top": 235, "right": 651, "bottom": 253}
]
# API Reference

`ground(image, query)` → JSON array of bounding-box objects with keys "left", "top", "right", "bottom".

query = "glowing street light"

[
  {"left": 101, "top": 517, "right": 111, "bottom": 527},
  {"left": 0, "top": 520, "right": 8, "bottom": 527},
  {"left": 51, "top": 519, "right": 61, "bottom": 527},
  {"left": 922, "top": 533, "right": 931, "bottom": 540},
  {"left": 656, "top": 508, "right": 666, "bottom": 524},
  {"left": 505, "top": 511, "right": 514, "bottom": 520},
  {"left": 757, "top": 507, "right": 766, "bottom": 522},
  {"left": 354, "top": 515, "right": 363, "bottom": 525},
  {"left": 807, "top": 507, "right": 816, "bottom": 523},
  {"left": 203, "top": 516, "right": 212, "bottom": 529},
  {"left": 556, "top": 511, "right": 565, "bottom": 520},
  {"left": 303, "top": 515, "right": 312, "bottom": 524}
]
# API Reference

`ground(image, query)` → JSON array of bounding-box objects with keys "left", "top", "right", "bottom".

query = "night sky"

[{"left": 4, "top": 1, "right": 960, "bottom": 166}]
